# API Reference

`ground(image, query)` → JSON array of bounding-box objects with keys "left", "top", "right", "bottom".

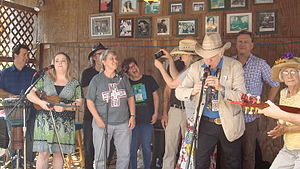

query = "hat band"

[{"left": 201, "top": 45, "right": 223, "bottom": 51}]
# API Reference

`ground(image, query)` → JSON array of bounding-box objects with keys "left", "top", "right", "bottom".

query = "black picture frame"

[
  {"left": 176, "top": 18, "right": 197, "bottom": 37},
  {"left": 136, "top": 17, "right": 152, "bottom": 38},
  {"left": 118, "top": 18, "right": 134, "bottom": 38},
  {"left": 99, "top": 0, "right": 113, "bottom": 13},
  {"left": 256, "top": 10, "right": 277, "bottom": 34},
  {"left": 169, "top": 1, "right": 185, "bottom": 14}
]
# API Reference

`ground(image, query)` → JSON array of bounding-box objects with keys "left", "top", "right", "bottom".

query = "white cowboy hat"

[
  {"left": 195, "top": 33, "right": 231, "bottom": 58},
  {"left": 271, "top": 56, "right": 300, "bottom": 82},
  {"left": 170, "top": 39, "right": 197, "bottom": 55}
]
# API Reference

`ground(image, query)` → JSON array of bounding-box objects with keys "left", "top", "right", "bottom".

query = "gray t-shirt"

[{"left": 86, "top": 72, "right": 134, "bottom": 125}]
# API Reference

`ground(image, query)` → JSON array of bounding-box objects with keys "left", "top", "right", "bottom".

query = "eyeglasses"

[{"left": 282, "top": 70, "right": 298, "bottom": 76}]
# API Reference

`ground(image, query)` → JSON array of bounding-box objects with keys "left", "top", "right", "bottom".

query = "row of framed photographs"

[
  {"left": 90, "top": 10, "right": 277, "bottom": 39},
  {"left": 99, "top": 0, "right": 275, "bottom": 14}
]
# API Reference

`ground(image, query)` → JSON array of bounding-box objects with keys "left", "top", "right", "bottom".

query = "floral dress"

[{"left": 32, "top": 75, "right": 81, "bottom": 154}]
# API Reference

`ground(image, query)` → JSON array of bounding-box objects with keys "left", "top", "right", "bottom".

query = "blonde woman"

[{"left": 27, "top": 52, "right": 82, "bottom": 169}]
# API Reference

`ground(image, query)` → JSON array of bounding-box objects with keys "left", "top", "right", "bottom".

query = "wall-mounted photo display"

[
  {"left": 176, "top": 18, "right": 197, "bottom": 37},
  {"left": 226, "top": 13, "right": 252, "bottom": 33},
  {"left": 118, "top": 18, "right": 134, "bottom": 38},
  {"left": 144, "top": 1, "right": 160, "bottom": 14},
  {"left": 192, "top": 2, "right": 205, "bottom": 12},
  {"left": 136, "top": 17, "right": 152, "bottom": 38},
  {"left": 90, "top": 13, "right": 115, "bottom": 39},
  {"left": 99, "top": 0, "right": 113, "bottom": 12},
  {"left": 254, "top": 0, "right": 274, "bottom": 4},
  {"left": 120, "top": 0, "right": 138, "bottom": 14},
  {"left": 156, "top": 17, "right": 170, "bottom": 36},
  {"left": 205, "top": 16, "right": 219, "bottom": 33},
  {"left": 229, "top": 0, "right": 248, "bottom": 9},
  {"left": 256, "top": 10, "right": 277, "bottom": 34},
  {"left": 169, "top": 1, "right": 184, "bottom": 14},
  {"left": 208, "top": 0, "right": 225, "bottom": 11}
]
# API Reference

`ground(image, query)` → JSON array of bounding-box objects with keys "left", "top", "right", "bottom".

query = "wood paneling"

[{"left": 36, "top": 0, "right": 300, "bottom": 163}]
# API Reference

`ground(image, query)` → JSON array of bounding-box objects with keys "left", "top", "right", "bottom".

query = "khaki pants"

[{"left": 162, "top": 107, "right": 187, "bottom": 169}]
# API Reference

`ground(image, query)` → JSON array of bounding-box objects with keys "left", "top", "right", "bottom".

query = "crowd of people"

[{"left": 0, "top": 31, "right": 300, "bottom": 169}]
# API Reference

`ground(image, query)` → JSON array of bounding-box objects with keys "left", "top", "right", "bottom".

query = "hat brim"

[
  {"left": 170, "top": 47, "right": 196, "bottom": 56},
  {"left": 88, "top": 47, "right": 108, "bottom": 60},
  {"left": 271, "top": 62, "right": 300, "bottom": 82},
  {"left": 195, "top": 42, "right": 231, "bottom": 58}
]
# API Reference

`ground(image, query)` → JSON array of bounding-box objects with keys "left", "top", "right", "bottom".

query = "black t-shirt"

[
  {"left": 129, "top": 75, "right": 159, "bottom": 124},
  {"left": 81, "top": 67, "right": 99, "bottom": 121}
]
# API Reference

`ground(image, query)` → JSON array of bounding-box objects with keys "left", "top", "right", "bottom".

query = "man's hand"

[
  {"left": 191, "top": 82, "right": 202, "bottom": 96},
  {"left": 151, "top": 113, "right": 158, "bottom": 124},
  {"left": 205, "top": 76, "right": 221, "bottom": 90},
  {"left": 128, "top": 116, "right": 136, "bottom": 129},
  {"left": 161, "top": 115, "right": 168, "bottom": 129}
]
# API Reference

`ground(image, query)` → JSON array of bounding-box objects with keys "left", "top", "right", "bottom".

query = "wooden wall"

[{"left": 18, "top": 0, "right": 300, "bottom": 163}]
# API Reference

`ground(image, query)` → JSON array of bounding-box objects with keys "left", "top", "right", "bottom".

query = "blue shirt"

[
  {"left": 0, "top": 65, "right": 36, "bottom": 95},
  {"left": 233, "top": 54, "right": 280, "bottom": 123},
  {"left": 202, "top": 57, "right": 224, "bottom": 118}
]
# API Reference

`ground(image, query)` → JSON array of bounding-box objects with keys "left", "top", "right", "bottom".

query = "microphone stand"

[
  {"left": 186, "top": 74, "right": 207, "bottom": 169},
  {"left": 5, "top": 72, "right": 45, "bottom": 169}
]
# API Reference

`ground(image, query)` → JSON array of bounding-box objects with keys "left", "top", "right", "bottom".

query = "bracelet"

[{"left": 130, "top": 114, "right": 136, "bottom": 117}]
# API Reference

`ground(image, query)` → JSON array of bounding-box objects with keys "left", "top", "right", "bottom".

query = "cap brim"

[
  {"left": 170, "top": 47, "right": 196, "bottom": 56},
  {"left": 87, "top": 47, "right": 108, "bottom": 60},
  {"left": 271, "top": 63, "right": 300, "bottom": 82},
  {"left": 195, "top": 42, "right": 231, "bottom": 58}
]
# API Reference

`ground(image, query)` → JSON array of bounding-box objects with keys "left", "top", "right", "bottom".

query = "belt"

[
  {"left": 201, "top": 116, "right": 222, "bottom": 125},
  {"left": 170, "top": 104, "right": 185, "bottom": 110}
]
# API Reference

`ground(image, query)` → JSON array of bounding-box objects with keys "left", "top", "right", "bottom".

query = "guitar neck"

[{"left": 278, "top": 104, "right": 300, "bottom": 114}]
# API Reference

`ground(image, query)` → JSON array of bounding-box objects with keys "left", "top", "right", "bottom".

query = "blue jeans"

[{"left": 130, "top": 123, "right": 153, "bottom": 169}]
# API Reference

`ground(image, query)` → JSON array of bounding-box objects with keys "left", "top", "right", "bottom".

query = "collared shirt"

[
  {"left": 233, "top": 54, "right": 280, "bottom": 123},
  {"left": 202, "top": 57, "right": 224, "bottom": 118},
  {"left": 0, "top": 65, "right": 36, "bottom": 95}
]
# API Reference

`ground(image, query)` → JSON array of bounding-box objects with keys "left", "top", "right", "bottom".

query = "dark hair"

[
  {"left": 121, "top": 57, "right": 138, "bottom": 70},
  {"left": 12, "top": 44, "right": 30, "bottom": 59},
  {"left": 167, "top": 59, "right": 185, "bottom": 75},
  {"left": 207, "top": 17, "right": 215, "bottom": 23},
  {"left": 238, "top": 30, "right": 254, "bottom": 42}
]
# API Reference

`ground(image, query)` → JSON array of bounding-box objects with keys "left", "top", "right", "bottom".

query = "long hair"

[{"left": 48, "top": 52, "right": 74, "bottom": 81}]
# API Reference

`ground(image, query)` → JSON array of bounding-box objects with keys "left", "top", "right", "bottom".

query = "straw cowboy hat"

[
  {"left": 271, "top": 53, "right": 300, "bottom": 82},
  {"left": 195, "top": 33, "right": 231, "bottom": 58},
  {"left": 88, "top": 43, "right": 108, "bottom": 60},
  {"left": 170, "top": 38, "right": 197, "bottom": 55}
]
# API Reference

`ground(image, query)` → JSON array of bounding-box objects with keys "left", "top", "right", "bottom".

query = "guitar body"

[{"left": 33, "top": 90, "right": 61, "bottom": 110}]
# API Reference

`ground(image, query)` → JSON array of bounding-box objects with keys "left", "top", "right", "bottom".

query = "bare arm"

[
  {"left": 161, "top": 85, "right": 171, "bottom": 129},
  {"left": 127, "top": 96, "right": 136, "bottom": 129},
  {"left": 86, "top": 99, "right": 105, "bottom": 128},
  {"left": 267, "top": 86, "right": 280, "bottom": 101},
  {"left": 151, "top": 90, "right": 159, "bottom": 124},
  {"left": 154, "top": 60, "right": 181, "bottom": 89}
]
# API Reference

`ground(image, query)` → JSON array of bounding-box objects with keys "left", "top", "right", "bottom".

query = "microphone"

[
  {"left": 202, "top": 66, "right": 210, "bottom": 83},
  {"left": 33, "top": 65, "right": 54, "bottom": 76},
  {"left": 117, "top": 65, "right": 129, "bottom": 78}
]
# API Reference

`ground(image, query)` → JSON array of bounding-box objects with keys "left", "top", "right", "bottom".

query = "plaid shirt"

[
  {"left": 233, "top": 54, "right": 280, "bottom": 123},
  {"left": 0, "top": 65, "right": 36, "bottom": 95}
]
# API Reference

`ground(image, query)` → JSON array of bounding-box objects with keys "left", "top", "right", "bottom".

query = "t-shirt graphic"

[
  {"left": 132, "top": 83, "right": 147, "bottom": 103},
  {"left": 102, "top": 83, "right": 127, "bottom": 107}
]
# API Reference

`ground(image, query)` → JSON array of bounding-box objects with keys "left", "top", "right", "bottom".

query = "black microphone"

[
  {"left": 117, "top": 65, "right": 129, "bottom": 78},
  {"left": 33, "top": 65, "right": 54, "bottom": 76},
  {"left": 202, "top": 66, "right": 210, "bottom": 83}
]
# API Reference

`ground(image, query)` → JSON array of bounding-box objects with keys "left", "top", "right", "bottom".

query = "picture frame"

[
  {"left": 169, "top": 1, "right": 184, "bottom": 14},
  {"left": 120, "top": 0, "right": 138, "bottom": 14},
  {"left": 208, "top": 0, "right": 226, "bottom": 11},
  {"left": 176, "top": 18, "right": 197, "bottom": 37},
  {"left": 205, "top": 16, "right": 219, "bottom": 33},
  {"left": 226, "top": 13, "right": 252, "bottom": 33},
  {"left": 99, "top": 0, "right": 113, "bottom": 12},
  {"left": 144, "top": 1, "right": 160, "bottom": 14},
  {"left": 192, "top": 2, "right": 205, "bottom": 12},
  {"left": 229, "top": 0, "right": 248, "bottom": 9},
  {"left": 118, "top": 18, "right": 134, "bottom": 38},
  {"left": 156, "top": 17, "right": 170, "bottom": 36},
  {"left": 136, "top": 17, "right": 152, "bottom": 38},
  {"left": 90, "top": 13, "right": 115, "bottom": 39},
  {"left": 256, "top": 10, "right": 277, "bottom": 34},
  {"left": 254, "top": 0, "right": 274, "bottom": 4}
]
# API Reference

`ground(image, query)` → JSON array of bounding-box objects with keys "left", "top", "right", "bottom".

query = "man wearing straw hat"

[{"left": 176, "top": 33, "right": 246, "bottom": 169}]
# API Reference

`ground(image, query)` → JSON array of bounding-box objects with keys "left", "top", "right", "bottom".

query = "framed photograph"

[
  {"left": 90, "top": 13, "right": 115, "bottom": 39},
  {"left": 256, "top": 10, "right": 277, "bottom": 34},
  {"left": 169, "top": 1, "right": 184, "bottom": 14},
  {"left": 118, "top": 18, "right": 134, "bottom": 38},
  {"left": 177, "top": 18, "right": 197, "bottom": 37},
  {"left": 205, "top": 16, "right": 219, "bottom": 33},
  {"left": 136, "top": 17, "right": 151, "bottom": 38},
  {"left": 144, "top": 1, "right": 160, "bottom": 14},
  {"left": 254, "top": 0, "right": 274, "bottom": 4},
  {"left": 208, "top": 0, "right": 225, "bottom": 11},
  {"left": 156, "top": 17, "right": 170, "bottom": 36},
  {"left": 226, "top": 13, "right": 252, "bottom": 33},
  {"left": 229, "top": 0, "right": 248, "bottom": 9},
  {"left": 192, "top": 2, "right": 205, "bottom": 12},
  {"left": 99, "top": 0, "right": 113, "bottom": 12},
  {"left": 120, "top": 0, "right": 138, "bottom": 14}
]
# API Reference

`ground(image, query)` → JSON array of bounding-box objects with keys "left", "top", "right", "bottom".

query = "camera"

[{"left": 154, "top": 51, "right": 164, "bottom": 59}]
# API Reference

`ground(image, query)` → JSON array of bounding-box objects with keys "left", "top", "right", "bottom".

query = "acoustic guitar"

[{"left": 229, "top": 93, "right": 300, "bottom": 115}]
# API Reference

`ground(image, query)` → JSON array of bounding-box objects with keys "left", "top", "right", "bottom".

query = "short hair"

[
  {"left": 12, "top": 44, "right": 30, "bottom": 59},
  {"left": 238, "top": 30, "right": 254, "bottom": 42},
  {"left": 121, "top": 57, "right": 138, "bottom": 70},
  {"left": 99, "top": 50, "right": 117, "bottom": 70}
]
